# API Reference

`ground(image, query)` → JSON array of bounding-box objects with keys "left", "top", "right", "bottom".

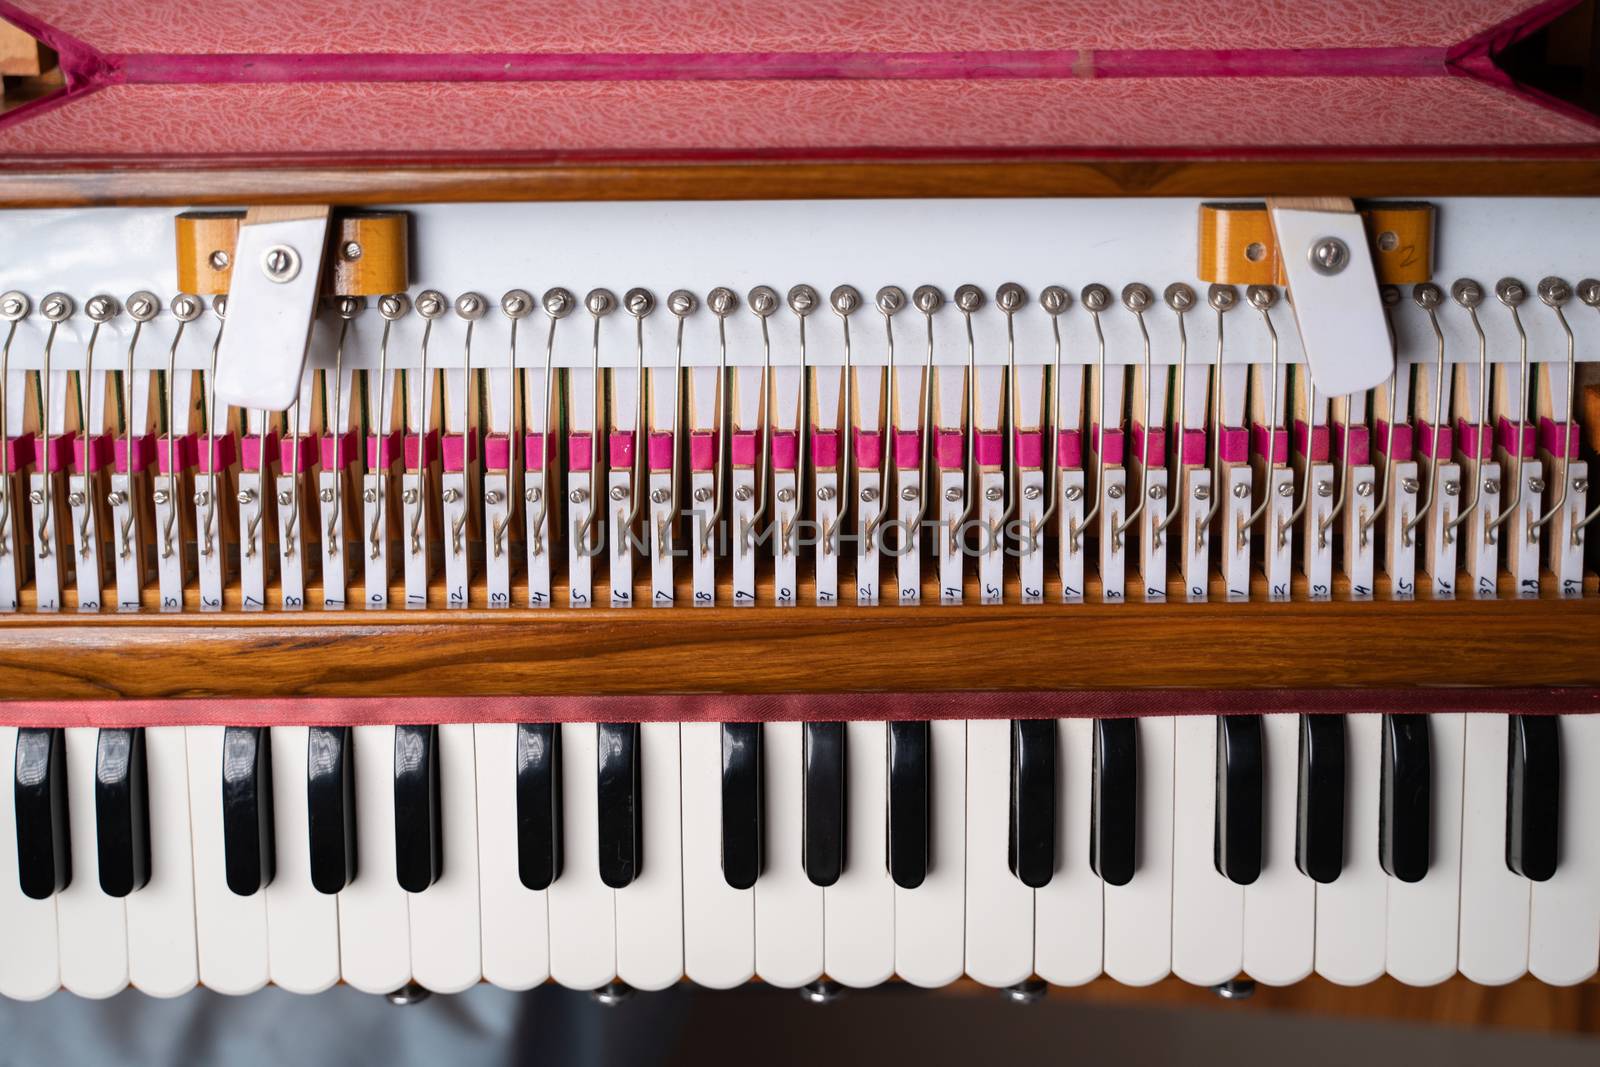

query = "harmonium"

[{"left": 0, "top": 0, "right": 1597, "bottom": 1013}]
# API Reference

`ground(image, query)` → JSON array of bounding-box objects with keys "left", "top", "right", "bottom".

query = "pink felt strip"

[
  {"left": 730, "top": 430, "right": 758, "bottom": 468},
  {"left": 1415, "top": 421, "right": 1454, "bottom": 460},
  {"left": 648, "top": 432, "right": 675, "bottom": 472},
  {"left": 1333, "top": 424, "right": 1372, "bottom": 466},
  {"left": 1131, "top": 423, "right": 1166, "bottom": 466},
  {"left": 196, "top": 434, "right": 238, "bottom": 474},
  {"left": 110, "top": 433, "right": 151, "bottom": 475},
  {"left": 484, "top": 433, "right": 512, "bottom": 471},
  {"left": 1375, "top": 421, "right": 1415, "bottom": 463},
  {"left": 854, "top": 429, "right": 883, "bottom": 469},
  {"left": 35, "top": 431, "right": 78, "bottom": 471},
  {"left": 524, "top": 433, "right": 549, "bottom": 471},
  {"left": 1495, "top": 417, "right": 1536, "bottom": 460},
  {"left": 1014, "top": 430, "right": 1044, "bottom": 469},
  {"left": 1179, "top": 429, "right": 1207, "bottom": 467},
  {"left": 811, "top": 429, "right": 840, "bottom": 469},
  {"left": 1292, "top": 420, "right": 1331, "bottom": 462},
  {"left": 441, "top": 433, "right": 477, "bottom": 473},
  {"left": 239, "top": 433, "right": 278, "bottom": 473},
  {"left": 689, "top": 431, "right": 717, "bottom": 472},
  {"left": 0, "top": 685, "right": 1593, "bottom": 729},
  {"left": 771, "top": 430, "right": 799, "bottom": 471},
  {"left": 568, "top": 431, "right": 594, "bottom": 473},
  {"left": 156, "top": 434, "right": 195, "bottom": 475},
  {"left": 1538, "top": 416, "right": 1581, "bottom": 458},
  {"left": 403, "top": 430, "right": 440, "bottom": 471},
  {"left": 1091, "top": 425, "right": 1125, "bottom": 465},
  {"left": 1250, "top": 423, "right": 1290, "bottom": 464},
  {"left": 1455, "top": 421, "right": 1491, "bottom": 461},
  {"left": 894, "top": 430, "right": 921, "bottom": 468},
  {"left": 1056, "top": 429, "right": 1083, "bottom": 469},
  {"left": 609, "top": 430, "right": 636, "bottom": 469},
  {"left": 1218, "top": 426, "right": 1249, "bottom": 465},
  {"left": 935, "top": 430, "right": 964, "bottom": 470},
  {"left": 319, "top": 431, "right": 358, "bottom": 470},
  {"left": 366, "top": 431, "right": 404, "bottom": 469},
  {"left": 72, "top": 433, "right": 113, "bottom": 474},
  {"left": 974, "top": 430, "right": 1004, "bottom": 467},
  {"left": 278, "top": 434, "right": 317, "bottom": 472}
]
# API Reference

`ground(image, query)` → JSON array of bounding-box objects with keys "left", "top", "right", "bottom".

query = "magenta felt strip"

[
  {"left": 1219, "top": 426, "right": 1249, "bottom": 464},
  {"left": 771, "top": 431, "right": 799, "bottom": 471},
  {"left": 974, "top": 430, "right": 1004, "bottom": 467},
  {"left": 1179, "top": 429, "right": 1206, "bottom": 466},
  {"left": 524, "top": 432, "right": 549, "bottom": 470},
  {"left": 567, "top": 431, "right": 593, "bottom": 473},
  {"left": 730, "top": 430, "right": 758, "bottom": 467},
  {"left": 1292, "top": 420, "right": 1331, "bottom": 462},
  {"left": 1456, "top": 421, "right": 1491, "bottom": 462},
  {"left": 1251, "top": 423, "right": 1290, "bottom": 464},
  {"left": 688, "top": 431, "right": 717, "bottom": 471},
  {"left": 609, "top": 430, "right": 636, "bottom": 469},
  {"left": 1131, "top": 423, "right": 1165, "bottom": 466},
  {"left": 1056, "top": 429, "right": 1083, "bottom": 468},
  {"left": 278, "top": 434, "right": 317, "bottom": 472},
  {"left": 1014, "top": 430, "right": 1043, "bottom": 469},
  {"left": 483, "top": 433, "right": 511, "bottom": 471},
  {"left": 811, "top": 429, "right": 840, "bottom": 468},
  {"left": 3, "top": 434, "right": 31, "bottom": 470},
  {"left": 112, "top": 433, "right": 154, "bottom": 474},
  {"left": 366, "top": 431, "right": 403, "bottom": 469},
  {"left": 72, "top": 433, "right": 113, "bottom": 475},
  {"left": 1091, "top": 425, "right": 1125, "bottom": 465},
  {"left": 1416, "top": 421, "right": 1454, "bottom": 461},
  {"left": 1496, "top": 417, "right": 1536, "bottom": 460},
  {"left": 156, "top": 434, "right": 194, "bottom": 475},
  {"left": 441, "top": 432, "right": 476, "bottom": 473},
  {"left": 1334, "top": 424, "right": 1371, "bottom": 466},
  {"left": 403, "top": 429, "right": 439, "bottom": 471},
  {"left": 196, "top": 434, "right": 237, "bottom": 474},
  {"left": 2, "top": 686, "right": 1595, "bottom": 728},
  {"left": 35, "top": 431, "right": 76, "bottom": 471},
  {"left": 240, "top": 433, "right": 278, "bottom": 473},
  {"left": 855, "top": 429, "right": 883, "bottom": 469},
  {"left": 936, "top": 430, "right": 964, "bottom": 470},
  {"left": 319, "top": 431, "right": 358, "bottom": 470},
  {"left": 1375, "top": 421, "right": 1415, "bottom": 463},
  {"left": 894, "top": 430, "right": 920, "bottom": 468},
  {"left": 1539, "top": 416, "right": 1580, "bottom": 458}
]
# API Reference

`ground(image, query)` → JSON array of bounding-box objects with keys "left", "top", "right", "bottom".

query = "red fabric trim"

[{"left": 1, "top": 687, "right": 1594, "bottom": 727}]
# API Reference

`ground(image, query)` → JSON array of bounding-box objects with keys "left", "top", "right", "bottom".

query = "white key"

[
  {"left": 126, "top": 727, "right": 198, "bottom": 997},
  {"left": 0, "top": 728, "right": 59, "bottom": 1000},
  {"left": 894, "top": 719, "right": 964, "bottom": 987},
  {"left": 407, "top": 724, "right": 482, "bottom": 992},
  {"left": 1171, "top": 716, "right": 1243, "bottom": 986},
  {"left": 1103, "top": 716, "right": 1173, "bottom": 986},
  {"left": 1035, "top": 717, "right": 1101, "bottom": 986},
  {"left": 1459, "top": 713, "right": 1529, "bottom": 985},
  {"left": 186, "top": 726, "right": 269, "bottom": 995},
  {"left": 474, "top": 723, "right": 550, "bottom": 990},
  {"left": 681, "top": 723, "right": 755, "bottom": 987},
  {"left": 548, "top": 724, "right": 616, "bottom": 989},
  {"left": 755, "top": 722, "right": 823, "bottom": 987},
  {"left": 825, "top": 722, "right": 895, "bottom": 987},
  {"left": 1242, "top": 714, "right": 1315, "bottom": 985},
  {"left": 964, "top": 719, "right": 1033, "bottom": 987},
  {"left": 1314, "top": 714, "right": 1387, "bottom": 986},
  {"left": 265, "top": 726, "right": 340, "bottom": 993},
  {"left": 57, "top": 728, "right": 130, "bottom": 998},
  {"left": 1529, "top": 716, "right": 1600, "bottom": 984},
  {"left": 339, "top": 726, "right": 412, "bottom": 994},
  {"left": 1386, "top": 712, "right": 1464, "bottom": 986},
  {"left": 616, "top": 723, "right": 684, "bottom": 991}
]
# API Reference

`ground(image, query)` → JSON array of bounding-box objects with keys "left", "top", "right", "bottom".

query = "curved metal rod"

[
  {"left": 913, "top": 308, "right": 935, "bottom": 533},
  {"left": 1576, "top": 301, "right": 1600, "bottom": 541},
  {"left": 451, "top": 316, "right": 477, "bottom": 557},
  {"left": 997, "top": 307, "right": 1019, "bottom": 541},
  {"left": 662, "top": 313, "right": 685, "bottom": 560},
  {"left": 1278, "top": 370, "right": 1315, "bottom": 550},
  {"left": 159, "top": 317, "right": 190, "bottom": 560},
  {"left": 243, "top": 408, "right": 268, "bottom": 559},
  {"left": 1070, "top": 307, "right": 1108, "bottom": 554},
  {"left": 1114, "top": 305, "right": 1152, "bottom": 548},
  {"left": 408, "top": 317, "right": 434, "bottom": 555},
  {"left": 1034, "top": 310, "right": 1063, "bottom": 550},
  {"left": 830, "top": 313, "right": 853, "bottom": 557},
  {"left": 865, "top": 312, "right": 892, "bottom": 543},
  {"left": 1481, "top": 302, "right": 1528, "bottom": 544},
  {"left": 1402, "top": 301, "right": 1447, "bottom": 544},
  {"left": 1196, "top": 304, "right": 1227, "bottom": 551},
  {"left": 1238, "top": 302, "right": 1279, "bottom": 550},
  {"left": 38, "top": 317, "right": 63, "bottom": 559},
  {"left": 118, "top": 320, "right": 146, "bottom": 561},
  {"left": 368, "top": 316, "right": 394, "bottom": 560},
  {"left": 1444, "top": 300, "right": 1489, "bottom": 545},
  {"left": 0, "top": 318, "right": 15, "bottom": 557},
  {"left": 1359, "top": 308, "right": 1402, "bottom": 549},
  {"left": 626, "top": 311, "right": 651, "bottom": 538},
  {"left": 529, "top": 312, "right": 558, "bottom": 558},
  {"left": 286, "top": 391, "right": 302, "bottom": 560},
  {"left": 494, "top": 313, "right": 520, "bottom": 560},
  {"left": 202, "top": 310, "right": 225, "bottom": 559},
  {"left": 952, "top": 307, "right": 978, "bottom": 554},
  {"left": 788, "top": 315, "right": 809, "bottom": 557},
  {"left": 80, "top": 319, "right": 105, "bottom": 557},
  {"left": 1529, "top": 297, "right": 1574, "bottom": 535},
  {"left": 326, "top": 315, "right": 351, "bottom": 553},
  {"left": 1151, "top": 301, "right": 1187, "bottom": 544},
  {"left": 702, "top": 312, "right": 728, "bottom": 559}
]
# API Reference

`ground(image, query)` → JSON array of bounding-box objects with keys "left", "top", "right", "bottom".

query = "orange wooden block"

[
  {"left": 1363, "top": 202, "right": 1435, "bottom": 285},
  {"left": 1197, "top": 203, "right": 1285, "bottom": 286},
  {"left": 174, "top": 211, "right": 244, "bottom": 295},
  {"left": 329, "top": 211, "right": 408, "bottom": 296},
  {"left": 0, "top": 20, "right": 46, "bottom": 77}
]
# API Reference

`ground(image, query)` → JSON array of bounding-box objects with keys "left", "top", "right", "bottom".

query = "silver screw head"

[
  {"left": 320, "top": 487, "right": 334, "bottom": 503},
  {"left": 543, "top": 287, "right": 576, "bottom": 318},
  {"left": 1495, "top": 277, "right": 1527, "bottom": 307},
  {"left": 650, "top": 488, "right": 670, "bottom": 504},
  {"left": 1040, "top": 285, "right": 1070, "bottom": 315},
  {"left": 1064, "top": 485, "right": 1083, "bottom": 502},
  {"left": 341, "top": 240, "right": 363, "bottom": 261},
  {"left": 953, "top": 284, "right": 984, "bottom": 313},
  {"left": 335, "top": 295, "right": 361, "bottom": 320},
  {"left": 68, "top": 491, "right": 85, "bottom": 507},
  {"left": 1308, "top": 237, "right": 1350, "bottom": 276},
  {"left": 747, "top": 286, "right": 778, "bottom": 317},
  {"left": 1483, "top": 478, "right": 1500, "bottom": 495},
  {"left": 996, "top": 282, "right": 1027, "bottom": 313},
  {"left": 625, "top": 288, "right": 655, "bottom": 318},
  {"left": 1577, "top": 279, "right": 1600, "bottom": 307},
  {"left": 733, "top": 485, "right": 753, "bottom": 502},
  {"left": 943, "top": 486, "right": 962, "bottom": 502},
  {"left": 127, "top": 291, "right": 160, "bottom": 322},
  {"left": 1277, "top": 480, "right": 1295, "bottom": 497},
  {"left": 416, "top": 290, "right": 447, "bottom": 318},
  {"left": 236, "top": 488, "right": 256, "bottom": 505},
  {"left": 1315, "top": 480, "right": 1333, "bottom": 498},
  {"left": 276, "top": 490, "right": 292, "bottom": 506},
  {"left": 1080, "top": 284, "right": 1111, "bottom": 313},
  {"left": 1121, "top": 283, "right": 1153, "bottom": 313},
  {"left": 901, "top": 486, "right": 919, "bottom": 502},
  {"left": 912, "top": 285, "right": 944, "bottom": 315},
  {"left": 1193, "top": 484, "right": 1211, "bottom": 501},
  {"left": 707, "top": 287, "right": 737, "bottom": 317},
  {"left": 170, "top": 294, "right": 203, "bottom": 322},
  {"left": 817, "top": 486, "right": 836, "bottom": 502},
  {"left": 455, "top": 292, "right": 488, "bottom": 319},
  {"left": 1021, "top": 485, "right": 1042, "bottom": 501},
  {"left": 1207, "top": 284, "right": 1238, "bottom": 312},
  {"left": 570, "top": 488, "right": 589, "bottom": 504},
  {"left": 1380, "top": 284, "right": 1400, "bottom": 308},
  {"left": 1355, "top": 480, "right": 1375, "bottom": 498},
  {"left": 501, "top": 289, "right": 532, "bottom": 318},
  {"left": 829, "top": 285, "right": 861, "bottom": 317},
  {"left": 1537, "top": 276, "right": 1572, "bottom": 308},
  {"left": 362, "top": 488, "right": 378, "bottom": 504},
  {"left": 261, "top": 244, "right": 301, "bottom": 283},
  {"left": 1451, "top": 278, "right": 1484, "bottom": 308},
  {"left": 1149, "top": 483, "right": 1166, "bottom": 501},
  {"left": 875, "top": 286, "right": 906, "bottom": 316},
  {"left": 195, "top": 490, "right": 211, "bottom": 506},
  {"left": 379, "top": 293, "right": 411, "bottom": 320},
  {"left": 1412, "top": 282, "right": 1443, "bottom": 310},
  {"left": 41, "top": 292, "right": 73, "bottom": 321},
  {"left": 526, "top": 487, "right": 543, "bottom": 504},
  {"left": 85, "top": 295, "right": 118, "bottom": 322},
  {"left": 692, "top": 487, "right": 712, "bottom": 503},
  {"left": 667, "top": 289, "right": 697, "bottom": 317},
  {"left": 2, "top": 291, "right": 34, "bottom": 320},
  {"left": 1164, "top": 283, "right": 1196, "bottom": 312},
  {"left": 402, "top": 488, "right": 419, "bottom": 505},
  {"left": 1246, "top": 284, "right": 1278, "bottom": 310},
  {"left": 208, "top": 249, "right": 231, "bottom": 272},
  {"left": 486, "top": 490, "right": 504, "bottom": 505},
  {"left": 609, "top": 485, "right": 628, "bottom": 501},
  {"left": 786, "top": 285, "right": 817, "bottom": 316},
  {"left": 1528, "top": 477, "right": 1546, "bottom": 494},
  {"left": 1232, "top": 483, "right": 1250, "bottom": 499},
  {"left": 443, "top": 487, "right": 463, "bottom": 504},
  {"left": 776, "top": 487, "right": 795, "bottom": 503},
  {"left": 1107, "top": 484, "right": 1125, "bottom": 500},
  {"left": 585, "top": 288, "right": 617, "bottom": 317},
  {"left": 1574, "top": 477, "right": 1588, "bottom": 493},
  {"left": 27, "top": 489, "right": 43, "bottom": 506},
  {"left": 1444, "top": 480, "right": 1459, "bottom": 496},
  {"left": 108, "top": 490, "right": 128, "bottom": 506},
  {"left": 984, "top": 486, "right": 1002, "bottom": 501},
  {"left": 860, "top": 486, "right": 879, "bottom": 503}
]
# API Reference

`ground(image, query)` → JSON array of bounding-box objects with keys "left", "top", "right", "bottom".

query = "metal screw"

[
  {"left": 235, "top": 488, "right": 255, "bottom": 505},
  {"left": 1149, "top": 483, "right": 1166, "bottom": 501},
  {"left": 363, "top": 488, "right": 378, "bottom": 504},
  {"left": 1538, "top": 276, "right": 1572, "bottom": 307},
  {"left": 1064, "top": 485, "right": 1083, "bottom": 502},
  {"left": 1574, "top": 477, "right": 1588, "bottom": 494},
  {"left": 208, "top": 250, "right": 231, "bottom": 272},
  {"left": 1108, "top": 484, "right": 1124, "bottom": 500},
  {"left": 1213, "top": 979, "right": 1256, "bottom": 1001},
  {"left": 1080, "top": 284, "right": 1110, "bottom": 312},
  {"left": 416, "top": 290, "right": 447, "bottom": 318},
  {"left": 526, "top": 487, "right": 543, "bottom": 504},
  {"left": 320, "top": 488, "right": 334, "bottom": 503},
  {"left": 651, "top": 489, "right": 670, "bottom": 504},
  {"left": 610, "top": 486, "right": 629, "bottom": 501},
  {"left": 1193, "top": 484, "right": 1210, "bottom": 501},
  {"left": 944, "top": 487, "right": 962, "bottom": 502},
  {"left": 954, "top": 285, "right": 984, "bottom": 313},
  {"left": 860, "top": 486, "right": 879, "bottom": 503},
  {"left": 455, "top": 292, "right": 488, "bottom": 319},
  {"left": 734, "top": 485, "right": 753, "bottom": 502},
  {"left": 1452, "top": 278, "right": 1485, "bottom": 309},
  {"left": 1309, "top": 237, "right": 1350, "bottom": 276},
  {"left": 1315, "top": 481, "right": 1333, "bottom": 498},
  {"left": 984, "top": 486, "right": 1002, "bottom": 501},
  {"left": 776, "top": 488, "right": 795, "bottom": 503},
  {"left": 1578, "top": 279, "right": 1600, "bottom": 308},
  {"left": 817, "top": 486, "right": 836, "bottom": 502},
  {"left": 688, "top": 487, "right": 711, "bottom": 503},
  {"left": 829, "top": 285, "right": 861, "bottom": 316},
  {"left": 1412, "top": 282, "right": 1443, "bottom": 309},
  {"left": 443, "top": 488, "right": 462, "bottom": 504},
  {"left": 1004, "top": 978, "right": 1048, "bottom": 1005},
  {"left": 1208, "top": 284, "right": 1238, "bottom": 312},
  {"left": 1040, "top": 285, "right": 1070, "bottom": 315},
  {"left": 1529, "top": 478, "right": 1546, "bottom": 494},
  {"left": 1484, "top": 479, "right": 1500, "bottom": 495},
  {"left": 1233, "top": 483, "right": 1250, "bottom": 499},
  {"left": 277, "top": 490, "right": 292, "bottom": 506},
  {"left": 380, "top": 294, "right": 411, "bottom": 320},
  {"left": 262, "top": 244, "right": 300, "bottom": 283},
  {"left": 41, "top": 293, "right": 72, "bottom": 321},
  {"left": 1277, "top": 481, "right": 1295, "bottom": 498},
  {"left": 586, "top": 288, "right": 618, "bottom": 317},
  {"left": 86, "top": 295, "right": 117, "bottom": 322},
  {"left": 67, "top": 491, "right": 85, "bottom": 508},
  {"left": 667, "top": 290, "right": 696, "bottom": 318},
  {"left": 385, "top": 982, "right": 431, "bottom": 1007},
  {"left": 591, "top": 981, "right": 634, "bottom": 1007},
  {"left": 1023, "top": 485, "right": 1042, "bottom": 500},
  {"left": 1356, "top": 481, "right": 1375, "bottom": 498},
  {"left": 1247, "top": 285, "right": 1278, "bottom": 310},
  {"left": 875, "top": 286, "right": 905, "bottom": 315},
  {"left": 787, "top": 285, "right": 817, "bottom": 316},
  {"left": 402, "top": 488, "right": 419, "bottom": 505},
  {"left": 1121, "top": 283, "right": 1153, "bottom": 312},
  {"left": 901, "top": 486, "right": 919, "bottom": 502},
  {"left": 1444, "top": 480, "right": 1460, "bottom": 496},
  {"left": 194, "top": 491, "right": 210, "bottom": 507},
  {"left": 913, "top": 285, "right": 944, "bottom": 315},
  {"left": 571, "top": 488, "right": 590, "bottom": 504},
  {"left": 1377, "top": 231, "right": 1399, "bottom": 253},
  {"left": 171, "top": 294, "right": 203, "bottom": 322},
  {"left": 127, "top": 292, "right": 159, "bottom": 321},
  {"left": 28, "top": 489, "right": 43, "bottom": 506},
  {"left": 800, "top": 979, "right": 844, "bottom": 1006},
  {"left": 1165, "top": 283, "right": 1196, "bottom": 312},
  {"left": 107, "top": 490, "right": 128, "bottom": 507},
  {"left": 748, "top": 286, "right": 777, "bottom": 317},
  {"left": 1496, "top": 278, "right": 1527, "bottom": 307},
  {"left": 486, "top": 490, "right": 504, "bottom": 506},
  {"left": 1, "top": 292, "right": 28, "bottom": 320},
  {"left": 996, "top": 282, "right": 1027, "bottom": 313},
  {"left": 342, "top": 241, "right": 363, "bottom": 261}
]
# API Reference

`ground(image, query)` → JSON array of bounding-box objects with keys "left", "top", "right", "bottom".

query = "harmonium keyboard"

[{"left": 0, "top": 0, "right": 1598, "bottom": 1010}]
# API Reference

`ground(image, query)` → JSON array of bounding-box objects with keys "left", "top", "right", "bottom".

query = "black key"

[
  {"left": 516, "top": 723, "right": 562, "bottom": 891},
  {"left": 1507, "top": 715, "right": 1559, "bottom": 882},
  {"left": 221, "top": 726, "right": 274, "bottom": 897},
  {"left": 1008, "top": 719, "right": 1056, "bottom": 889},
  {"left": 307, "top": 726, "right": 356, "bottom": 895},
  {"left": 720, "top": 723, "right": 761, "bottom": 890},
  {"left": 14, "top": 727, "right": 70, "bottom": 899},
  {"left": 1295, "top": 714, "right": 1345, "bottom": 885},
  {"left": 887, "top": 721, "right": 929, "bottom": 890},
  {"left": 803, "top": 722, "right": 846, "bottom": 888},
  {"left": 597, "top": 722, "right": 641, "bottom": 890},
  {"left": 1379, "top": 713, "right": 1430, "bottom": 883},
  {"left": 1214, "top": 716, "right": 1263, "bottom": 886},
  {"left": 393, "top": 723, "right": 441, "bottom": 893},
  {"left": 1091, "top": 718, "right": 1136, "bottom": 887},
  {"left": 95, "top": 727, "right": 150, "bottom": 898}
]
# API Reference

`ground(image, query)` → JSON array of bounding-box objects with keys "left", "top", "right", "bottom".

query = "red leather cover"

[{"left": 1, "top": 0, "right": 1596, "bottom": 163}]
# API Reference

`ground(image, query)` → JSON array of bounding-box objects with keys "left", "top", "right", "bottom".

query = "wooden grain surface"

[{"left": 3, "top": 157, "right": 1600, "bottom": 208}]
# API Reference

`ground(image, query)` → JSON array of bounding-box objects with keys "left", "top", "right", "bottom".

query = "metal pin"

[
  {"left": 409, "top": 289, "right": 447, "bottom": 557},
  {"left": 1443, "top": 279, "right": 1488, "bottom": 546},
  {"left": 1072, "top": 283, "right": 1112, "bottom": 554},
  {"left": 495, "top": 290, "right": 533, "bottom": 560},
  {"left": 1114, "top": 283, "right": 1154, "bottom": 552},
  {"left": 701, "top": 287, "right": 737, "bottom": 560},
  {"left": 1034, "top": 285, "right": 1071, "bottom": 553},
  {"left": 1481, "top": 279, "right": 1530, "bottom": 544},
  {"left": 1196, "top": 285, "right": 1236, "bottom": 552},
  {"left": 952, "top": 284, "right": 985, "bottom": 554},
  {"left": 623, "top": 288, "right": 655, "bottom": 552},
  {"left": 743, "top": 286, "right": 777, "bottom": 551},
  {"left": 868, "top": 285, "right": 904, "bottom": 545},
  {"left": 1527, "top": 277, "right": 1574, "bottom": 538},
  {"left": 367, "top": 294, "right": 409, "bottom": 560},
  {"left": 116, "top": 292, "right": 160, "bottom": 561},
  {"left": 79, "top": 296, "right": 118, "bottom": 557},
  {"left": 528, "top": 288, "right": 573, "bottom": 557},
  {"left": 1239, "top": 285, "right": 1280, "bottom": 551},
  {"left": 450, "top": 292, "right": 487, "bottom": 557},
  {"left": 995, "top": 283, "right": 1026, "bottom": 550},
  {"left": 786, "top": 285, "right": 818, "bottom": 555},
  {"left": 322, "top": 296, "right": 361, "bottom": 556},
  {"left": 1401, "top": 283, "right": 1447, "bottom": 547},
  {"left": 660, "top": 290, "right": 694, "bottom": 559},
  {"left": 911, "top": 286, "right": 943, "bottom": 536},
  {"left": 34, "top": 294, "right": 74, "bottom": 560},
  {"left": 827, "top": 284, "right": 860, "bottom": 556},
  {"left": 1151, "top": 283, "right": 1194, "bottom": 550},
  {"left": 0, "top": 292, "right": 31, "bottom": 559},
  {"left": 160, "top": 294, "right": 202, "bottom": 560}
]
